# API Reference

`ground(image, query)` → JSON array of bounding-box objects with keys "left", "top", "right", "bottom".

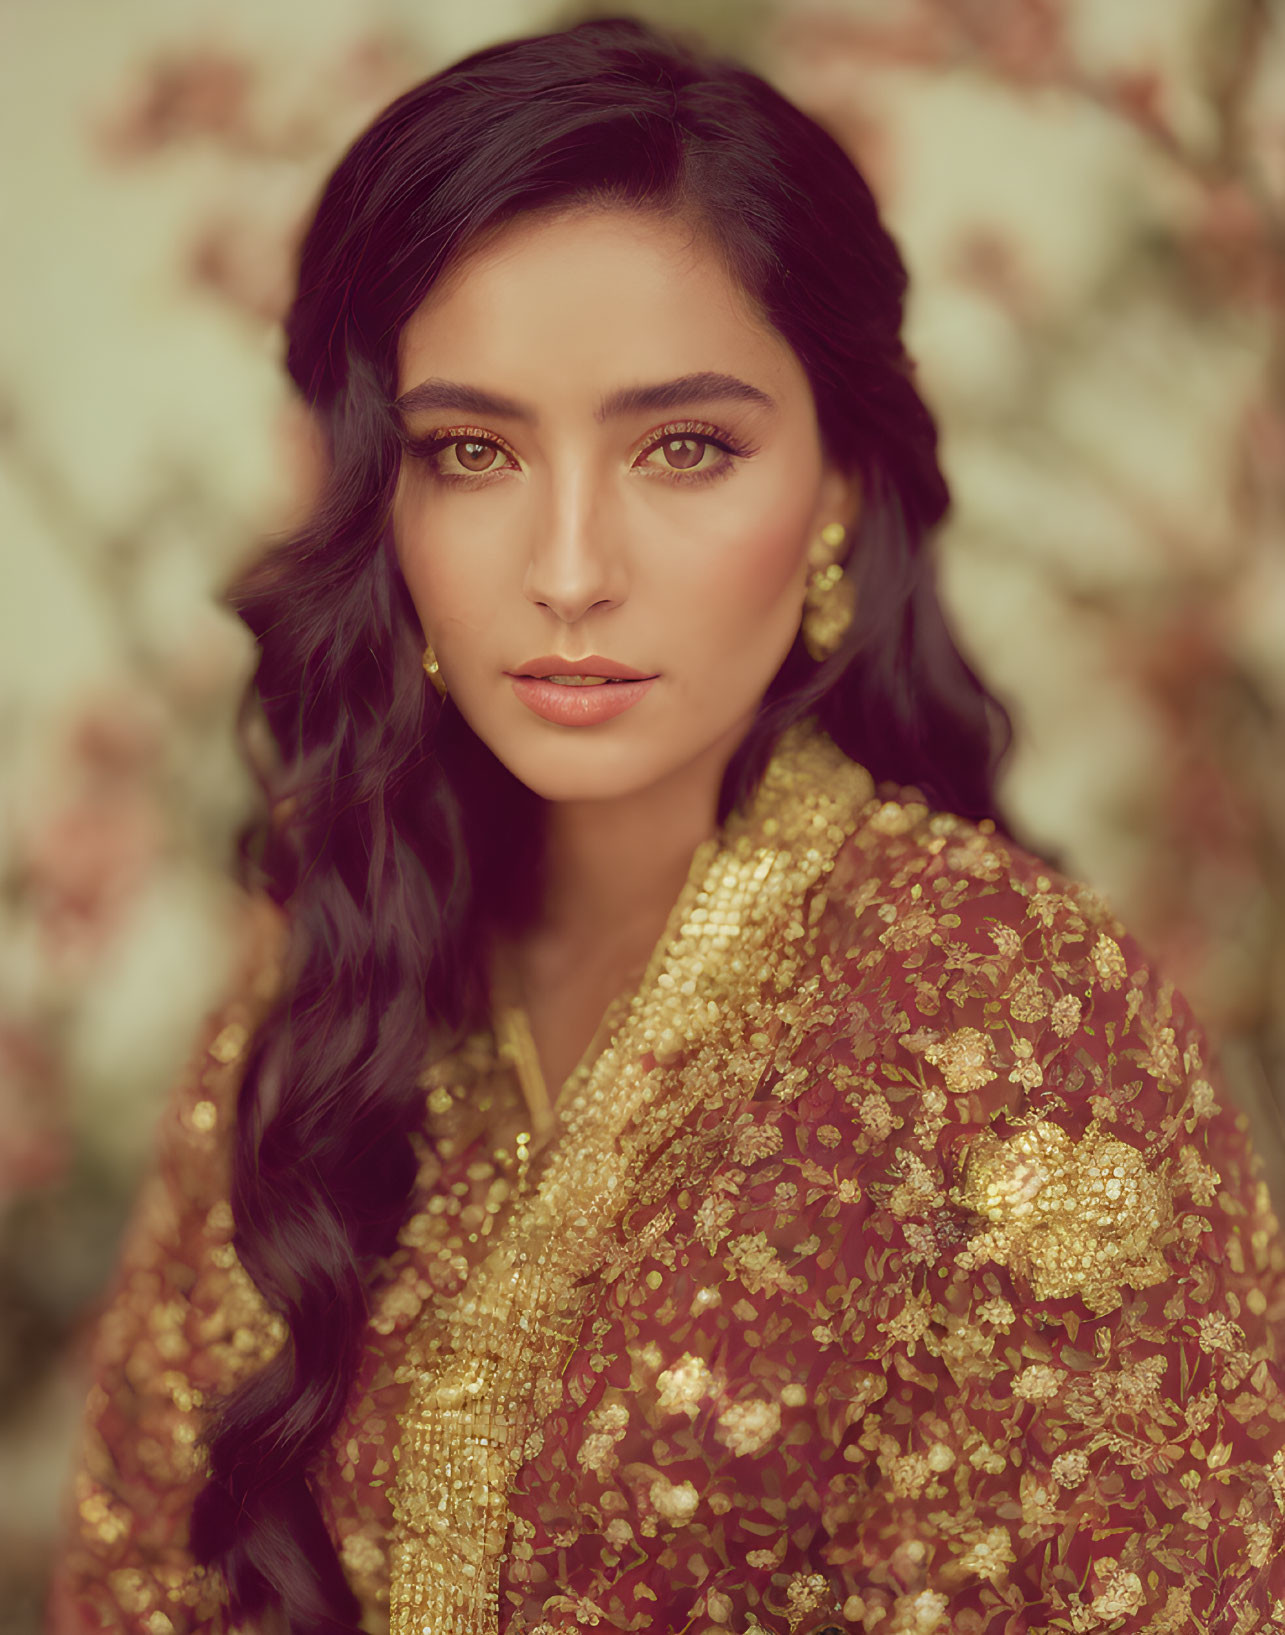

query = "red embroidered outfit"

[{"left": 48, "top": 718, "right": 1285, "bottom": 1633}]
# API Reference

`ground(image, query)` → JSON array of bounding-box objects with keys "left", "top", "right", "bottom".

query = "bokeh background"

[{"left": 2, "top": 0, "right": 1283, "bottom": 1624}]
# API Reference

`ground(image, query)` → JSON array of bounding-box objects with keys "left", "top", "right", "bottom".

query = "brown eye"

[
  {"left": 409, "top": 427, "right": 516, "bottom": 484},
  {"left": 636, "top": 422, "right": 745, "bottom": 483},
  {"left": 448, "top": 437, "right": 502, "bottom": 474},
  {"left": 656, "top": 435, "right": 707, "bottom": 471}
]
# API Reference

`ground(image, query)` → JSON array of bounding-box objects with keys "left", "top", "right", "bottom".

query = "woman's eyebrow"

[{"left": 392, "top": 370, "right": 777, "bottom": 423}]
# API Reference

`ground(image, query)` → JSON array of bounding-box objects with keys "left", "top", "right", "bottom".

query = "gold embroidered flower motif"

[
  {"left": 937, "top": 1319, "right": 994, "bottom": 1382},
  {"left": 912, "top": 978, "right": 942, "bottom": 1015},
  {"left": 576, "top": 1401, "right": 630, "bottom": 1478},
  {"left": 887, "top": 1151, "right": 946, "bottom": 1219},
  {"left": 693, "top": 1192, "right": 736, "bottom": 1252},
  {"left": 883, "top": 1288, "right": 933, "bottom": 1349},
  {"left": 1012, "top": 1363, "right": 1063, "bottom": 1403},
  {"left": 853, "top": 1087, "right": 896, "bottom": 1142},
  {"left": 772, "top": 1180, "right": 800, "bottom": 1211},
  {"left": 1141, "top": 1020, "right": 1182, "bottom": 1085},
  {"left": 958, "top": 1524, "right": 1016, "bottom": 1582},
  {"left": 731, "top": 1120, "right": 784, "bottom": 1164},
  {"left": 1050, "top": 1448, "right": 1089, "bottom": 1488},
  {"left": 880, "top": 907, "right": 936, "bottom": 951},
  {"left": 1197, "top": 1311, "right": 1245, "bottom": 1354},
  {"left": 725, "top": 1231, "right": 804, "bottom": 1297},
  {"left": 951, "top": 1119, "right": 1174, "bottom": 1316},
  {"left": 888, "top": 1590, "right": 949, "bottom": 1633},
  {"left": 901, "top": 1221, "right": 938, "bottom": 1266},
  {"left": 922, "top": 1026, "right": 997, "bottom": 1094},
  {"left": 1049, "top": 992, "right": 1083, "bottom": 1038},
  {"left": 887, "top": 1449, "right": 932, "bottom": 1498},
  {"left": 648, "top": 1476, "right": 699, "bottom": 1524},
  {"left": 1092, "top": 932, "right": 1128, "bottom": 989},
  {"left": 1025, "top": 888, "right": 1078, "bottom": 932},
  {"left": 1019, "top": 1472, "right": 1061, "bottom": 1527},
  {"left": 655, "top": 1352, "right": 714, "bottom": 1415},
  {"left": 1006, "top": 968, "right": 1050, "bottom": 1023},
  {"left": 785, "top": 1571, "right": 832, "bottom": 1623},
  {"left": 1089, "top": 1564, "right": 1145, "bottom": 1622},
  {"left": 1245, "top": 1519, "right": 1278, "bottom": 1570},
  {"left": 1097, "top": 1353, "right": 1166, "bottom": 1415},
  {"left": 715, "top": 1397, "right": 781, "bottom": 1457}
]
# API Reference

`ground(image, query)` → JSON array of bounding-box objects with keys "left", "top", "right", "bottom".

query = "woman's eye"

[
  {"left": 416, "top": 431, "right": 514, "bottom": 482},
  {"left": 635, "top": 422, "right": 751, "bottom": 485}
]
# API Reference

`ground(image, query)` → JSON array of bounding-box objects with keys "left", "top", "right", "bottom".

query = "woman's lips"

[{"left": 509, "top": 674, "right": 657, "bottom": 726}]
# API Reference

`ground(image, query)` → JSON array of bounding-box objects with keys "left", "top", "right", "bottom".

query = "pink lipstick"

[
  {"left": 508, "top": 675, "right": 657, "bottom": 726},
  {"left": 506, "top": 653, "right": 659, "bottom": 727}
]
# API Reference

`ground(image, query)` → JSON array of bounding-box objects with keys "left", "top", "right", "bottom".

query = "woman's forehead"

[{"left": 395, "top": 209, "right": 790, "bottom": 405}]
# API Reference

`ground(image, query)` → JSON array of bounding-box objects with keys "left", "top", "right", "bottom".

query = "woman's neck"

[{"left": 530, "top": 717, "right": 746, "bottom": 954}]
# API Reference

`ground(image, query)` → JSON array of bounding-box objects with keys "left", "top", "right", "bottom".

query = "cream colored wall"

[{"left": 2, "top": 0, "right": 1282, "bottom": 1618}]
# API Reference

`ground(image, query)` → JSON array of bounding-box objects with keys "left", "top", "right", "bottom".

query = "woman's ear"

[{"left": 816, "top": 461, "right": 863, "bottom": 545}]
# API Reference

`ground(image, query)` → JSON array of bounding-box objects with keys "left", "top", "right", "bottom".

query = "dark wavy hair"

[{"left": 189, "top": 12, "right": 1026, "bottom": 1629}]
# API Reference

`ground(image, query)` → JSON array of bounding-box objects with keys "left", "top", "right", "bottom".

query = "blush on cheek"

[
  {"left": 728, "top": 522, "right": 811, "bottom": 614},
  {"left": 679, "top": 527, "right": 808, "bottom": 692}
]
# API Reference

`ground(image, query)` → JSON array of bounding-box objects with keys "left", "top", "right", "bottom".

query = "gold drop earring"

[
  {"left": 800, "top": 520, "right": 856, "bottom": 661},
  {"left": 421, "top": 639, "right": 448, "bottom": 700}
]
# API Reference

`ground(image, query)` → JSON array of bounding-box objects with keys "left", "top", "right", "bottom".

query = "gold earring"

[
  {"left": 801, "top": 521, "right": 855, "bottom": 661},
  {"left": 422, "top": 640, "right": 448, "bottom": 700}
]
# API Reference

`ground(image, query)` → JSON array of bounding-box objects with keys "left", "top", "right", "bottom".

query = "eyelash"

[{"left": 404, "top": 419, "right": 756, "bottom": 488}]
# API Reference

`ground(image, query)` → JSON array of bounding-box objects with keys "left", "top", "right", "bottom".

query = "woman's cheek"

[
  {"left": 398, "top": 525, "right": 484, "bottom": 639},
  {"left": 714, "top": 522, "right": 809, "bottom": 619}
]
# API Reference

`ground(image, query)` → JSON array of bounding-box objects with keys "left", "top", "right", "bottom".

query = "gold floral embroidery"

[
  {"left": 951, "top": 1118, "right": 1174, "bottom": 1315},
  {"left": 714, "top": 1397, "right": 781, "bottom": 1457},
  {"left": 655, "top": 1352, "right": 714, "bottom": 1415},
  {"left": 922, "top": 1025, "right": 998, "bottom": 1094}
]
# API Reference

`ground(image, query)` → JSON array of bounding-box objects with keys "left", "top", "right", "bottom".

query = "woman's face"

[{"left": 391, "top": 206, "right": 859, "bottom": 805}]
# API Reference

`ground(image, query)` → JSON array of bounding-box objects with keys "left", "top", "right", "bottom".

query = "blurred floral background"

[{"left": 2, "top": 0, "right": 1283, "bottom": 1624}]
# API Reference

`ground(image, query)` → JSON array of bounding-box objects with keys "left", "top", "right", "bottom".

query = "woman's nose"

[{"left": 521, "top": 496, "right": 629, "bottom": 625}]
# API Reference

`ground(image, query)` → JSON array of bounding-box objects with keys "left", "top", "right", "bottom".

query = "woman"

[{"left": 48, "top": 14, "right": 1285, "bottom": 1635}]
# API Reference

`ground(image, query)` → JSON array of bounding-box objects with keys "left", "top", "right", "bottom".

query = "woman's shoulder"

[
  {"left": 789, "top": 786, "right": 1280, "bottom": 1317},
  {"left": 816, "top": 776, "right": 1217, "bottom": 1090},
  {"left": 821, "top": 782, "right": 1164, "bottom": 1027},
  {"left": 831, "top": 782, "right": 1123, "bottom": 940}
]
